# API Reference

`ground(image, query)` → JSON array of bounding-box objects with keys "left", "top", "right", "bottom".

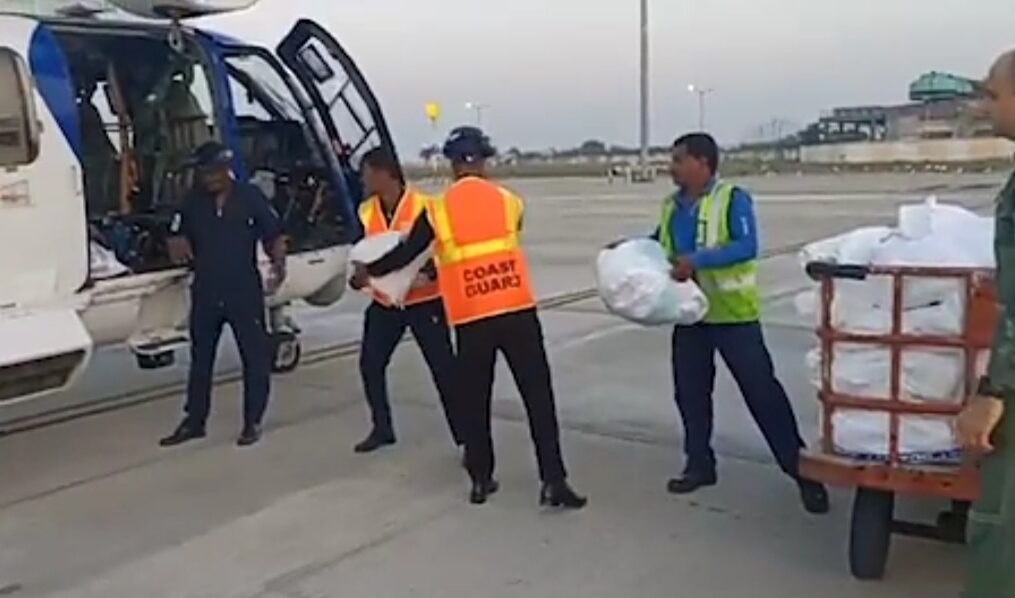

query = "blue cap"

[
  {"left": 186, "top": 141, "right": 234, "bottom": 170},
  {"left": 442, "top": 126, "right": 496, "bottom": 162}
]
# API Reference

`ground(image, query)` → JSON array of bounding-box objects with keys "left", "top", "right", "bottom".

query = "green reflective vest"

[{"left": 659, "top": 181, "right": 760, "bottom": 324}]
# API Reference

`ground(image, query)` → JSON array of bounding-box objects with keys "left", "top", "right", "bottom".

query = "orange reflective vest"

[
  {"left": 426, "top": 177, "right": 536, "bottom": 326},
  {"left": 358, "top": 188, "right": 440, "bottom": 307}
]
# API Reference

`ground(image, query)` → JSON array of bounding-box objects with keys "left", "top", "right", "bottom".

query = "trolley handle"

[{"left": 805, "top": 261, "right": 871, "bottom": 281}]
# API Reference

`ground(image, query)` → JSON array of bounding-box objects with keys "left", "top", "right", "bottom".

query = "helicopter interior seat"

[
  {"left": 164, "top": 76, "right": 213, "bottom": 155},
  {"left": 147, "top": 74, "right": 214, "bottom": 207}
]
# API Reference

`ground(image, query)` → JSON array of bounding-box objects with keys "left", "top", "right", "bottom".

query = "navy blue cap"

[
  {"left": 442, "top": 126, "right": 496, "bottom": 162},
  {"left": 185, "top": 141, "right": 234, "bottom": 170}
]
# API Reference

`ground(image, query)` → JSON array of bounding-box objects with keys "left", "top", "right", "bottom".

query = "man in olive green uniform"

[{"left": 958, "top": 50, "right": 1015, "bottom": 598}]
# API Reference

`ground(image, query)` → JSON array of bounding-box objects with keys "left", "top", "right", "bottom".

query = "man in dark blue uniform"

[{"left": 160, "top": 142, "right": 287, "bottom": 448}]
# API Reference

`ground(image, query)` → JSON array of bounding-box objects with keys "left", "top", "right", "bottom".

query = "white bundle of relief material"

[
  {"left": 349, "top": 232, "right": 433, "bottom": 307},
  {"left": 89, "top": 241, "right": 130, "bottom": 279},
  {"left": 596, "top": 239, "right": 709, "bottom": 326},
  {"left": 797, "top": 197, "right": 994, "bottom": 335},
  {"left": 796, "top": 197, "right": 994, "bottom": 462}
]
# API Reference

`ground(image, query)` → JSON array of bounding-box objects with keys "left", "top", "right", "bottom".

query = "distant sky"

[{"left": 204, "top": 0, "right": 1015, "bottom": 156}]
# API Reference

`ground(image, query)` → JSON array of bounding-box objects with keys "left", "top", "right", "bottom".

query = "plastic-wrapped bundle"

[
  {"left": 596, "top": 239, "right": 709, "bottom": 326},
  {"left": 796, "top": 197, "right": 995, "bottom": 463},
  {"left": 349, "top": 232, "right": 434, "bottom": 307}
]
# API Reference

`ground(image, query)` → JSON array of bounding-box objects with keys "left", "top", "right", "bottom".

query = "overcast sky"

[{"left": 205, "top": 0, "right": 1015, "bottom": 156}]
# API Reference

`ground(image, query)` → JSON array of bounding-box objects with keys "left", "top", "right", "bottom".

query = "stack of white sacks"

[{"left": 796, "top": 197, "right": 994, "bottom": 464}]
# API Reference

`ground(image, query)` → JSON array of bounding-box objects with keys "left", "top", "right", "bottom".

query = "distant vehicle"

[{"left": 0, "top": 0, "right": 402, "bottom": 405}]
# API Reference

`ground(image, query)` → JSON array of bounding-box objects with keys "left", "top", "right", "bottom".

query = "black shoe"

[
  {"left": 237, "top": 424, "right": 262, "bottom": 447},
  {"left": 540, "top": 482, "right": 588, "bottom": 510},
  {"left": 798, "top": 480, "right": 830, "bottom": 514},
  {"left": 469, "top": 480, "right": 500, "bottom": 505},
  {"left": 354, "top": 430, "right": 396, "bottom": 454},
  {"left": 666, "top": 471, "right": 718, "bottom": 495},
  {"left": 159, "top": 422, "right": 206, "bottom": 447}
]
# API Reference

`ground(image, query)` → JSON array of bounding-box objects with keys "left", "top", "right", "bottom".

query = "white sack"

[
  {"left": 90, "top": 241, "right": 130, "bottom": 279},
  {"left": 349, "top": 232, "right": 433, "bottom": 307},
  {"left": 805, "top": 344, "right": 975, "bottom": 403},
  {"left": 798, "top": 225, "right": 892, "bottom": 266},
  {"left": 596, "top": 239, "right": 709, "bottom": 326},
  {"left": 830, "top": 409, "right": 959, "bottom": 462}
]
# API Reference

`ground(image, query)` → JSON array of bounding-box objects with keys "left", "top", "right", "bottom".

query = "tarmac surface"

[{"left": 0, "top": 172, "right": 1003, "bottom": 597}]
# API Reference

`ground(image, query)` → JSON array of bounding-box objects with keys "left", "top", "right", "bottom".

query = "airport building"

[
  {"left": 798, "top": 72, "right": 988, "bottom": 145},
  {"left": 795, "top": 71, "right": 1015, "bottom": 164}
]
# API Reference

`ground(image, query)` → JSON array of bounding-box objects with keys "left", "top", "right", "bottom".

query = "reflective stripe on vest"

[
  {"left": 658, "top": 181, "right": 760, "bottom": 324},
  {"left": 427, "top": 177, "right": 536, "bottom": 326},
  {"left": 358, "top": 188, "right": 441, "bottom": 306}
]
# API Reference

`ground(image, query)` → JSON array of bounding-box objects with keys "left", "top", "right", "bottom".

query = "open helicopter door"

[
  {"left": 277, "top": 19, "right": 403, "bottom": 236},
  {"left": 0, "top": 18, "right": 92, "bottom": 404}
]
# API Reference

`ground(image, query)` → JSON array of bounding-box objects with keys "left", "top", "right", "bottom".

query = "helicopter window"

[
  {"left": 297, "top": 45, "right": 334, "bottom": 84},
  {"left": 0, "top": 47, "right": 40, "bottom": 167},
  {"left": 223, "top": 51, "right": 345, "bottom": 253},
  {"left": 226, "top": 55, "right": 302, "bottom": 122}
]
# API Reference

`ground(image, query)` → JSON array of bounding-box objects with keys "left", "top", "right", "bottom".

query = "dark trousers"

[
  {"left": 967, "top": 407, "right": 1015, "bottom": 598},
  {"left": 456, "top": 308, "right": 568, "bottom": 484},
  {"left": 672, "top": 322, "right": 804, "bottom": 478},
  {"left": 185, "top": 297, "right": 271, "bottom": 429},
  {"left": 359, "top": 299, "right": 463, "bottom": 444}
]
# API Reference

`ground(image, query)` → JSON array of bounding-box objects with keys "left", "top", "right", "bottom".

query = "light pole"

[
  {"left": 465, "top": 102, "right": 490, "bottom": 128},
  {"left": 687, "top": 84, "right": 714, "bottom": 131},
  {"left": 638, "top": 0, "right": 649, "bottom": 179}
]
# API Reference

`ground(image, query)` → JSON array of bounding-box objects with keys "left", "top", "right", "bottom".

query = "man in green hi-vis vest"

[
  {"left": 645, "top": 133, "right": 829, "bottom": 514},
  {"left": 958, "top": 50, "right": 1015, "bottom": 598}
]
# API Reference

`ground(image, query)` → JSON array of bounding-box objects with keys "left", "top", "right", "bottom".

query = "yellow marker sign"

[{"left": 425, "top": 102, "right": 441, "bottom": 124}]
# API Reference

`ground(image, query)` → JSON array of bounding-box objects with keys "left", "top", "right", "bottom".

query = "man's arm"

[
  {"left": 982, "top": 299, "right": 1015, "bottom": 398},
  {"left": 248, "top": 186, "right": 287, "bottom": 291},
  {"left": 167, "top": 196, "right": 195, "bottom": 264},
  {"left": 366, "top": 213, "right": 435, "bottom": 277},
  {"left": 687, "top": 188, "right": 759, "bottom": 269}
]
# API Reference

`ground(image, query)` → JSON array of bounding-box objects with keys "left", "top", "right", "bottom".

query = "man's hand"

[
  {"left": 670, "top": 256, "right": 694, "bottom": 282},
  {"left": 349, "top": 261, "right": 370, "bottom": 291},
  {"left": 266, "top": 262, "right": 287, "bottom": 295},
  {"left": 167, "top": 236, "right": 193, "bottom": 265},
  {"left": 958, "top": 396, "right": 1005, "bottom": 454},
  {"left": 411, "top": 271, "right": 434, "bottom": 288}
]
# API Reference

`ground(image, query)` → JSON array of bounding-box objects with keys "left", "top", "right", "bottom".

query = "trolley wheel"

[
  {"left": 849, "top": 488, "right": 895, "bottom": 580},
  {"left": 271, "top": 332, "right": 302, "bottom": 374},
  {"left": 937, "top": 500, "right": 971, "bottom": 543}
]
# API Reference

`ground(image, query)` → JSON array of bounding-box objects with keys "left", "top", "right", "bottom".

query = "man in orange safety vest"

[{"left": 352, "top": 127, "right": 586, "bottom": 509}]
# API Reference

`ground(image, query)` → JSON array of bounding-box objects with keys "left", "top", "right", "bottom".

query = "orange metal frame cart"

[{"left": 799, "top": 262, "right": 998, "bottom": 580}]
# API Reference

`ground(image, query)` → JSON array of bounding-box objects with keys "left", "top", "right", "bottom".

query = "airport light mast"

[
  {"left": 638, "top": 0, "right": 649, "bottom": 180},
  {"left": 688, "top": 84, "right": 714, "bottom": 131},
  {"left": 465, "top": 102, "right": 490, "bottom": 128}
]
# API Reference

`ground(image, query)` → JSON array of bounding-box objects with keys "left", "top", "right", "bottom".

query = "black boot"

[
  {"left": 540, "top": 481, "right": 588, "bottom": 510},
  {"left": 469, "top": 480, "right": 500, "bottom": 505},
  {"left": 237, "top": 424, "right": 262, "bottom": 447},
  {"left": 159, "top": 421, "right": 206, "bottom": 447},
  {"left": 666, "top": 470, "right": 718, "bottom": 495},
  {"left": 354, "top": 430, "right": 396, "bottom": 454},
  {"left": 798, "top": 479, "right": 830, "bottom": 515}
]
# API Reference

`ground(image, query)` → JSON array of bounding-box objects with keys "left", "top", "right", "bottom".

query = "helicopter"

[{"left": 0, "top": 0, "right": 403, "bottom": 405}]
